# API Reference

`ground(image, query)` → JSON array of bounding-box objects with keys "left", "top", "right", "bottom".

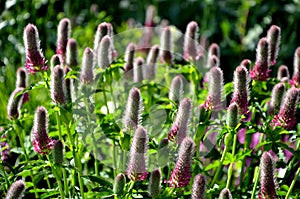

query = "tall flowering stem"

[
  {"left": 259, "top": 152, "right": 277, "bottom": 199},
  {"left": 230, "top": 65, "right": 249, "bottom": 114},
  {"left": 23, "top": 24, "right": 48, "bottom": 73},
  {"left": 56, "top": 18, "right": 71, "bottom": 63},
  {"left": 250, "top": 38, "right": 271, "bottom": 81},
  {"left": 272, "top": 87, "right": 299, "bottom": 130},
  {"left": 168, "top": 137, "right": 195, "bottom": 188},
  {"left": 267, "top": 25, "right": 281, "bottom": 66},
  {"left": 168, "top": 98, "right": 192, "bottom": 144},
  {"left": 126, "top": 126, "right": 148, "bottom": 181}
]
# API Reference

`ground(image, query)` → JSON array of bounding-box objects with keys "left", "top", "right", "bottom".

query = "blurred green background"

[{"left": 1, "top": 0, "right": 300, "bottom": 120}]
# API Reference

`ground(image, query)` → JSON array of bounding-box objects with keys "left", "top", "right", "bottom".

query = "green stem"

[
  {"left": 55, "top": 109, "right": 63, "bottom": 141},
  {"left": 226, "top": 133, "right": 237, "bottom": 188},
  {"left": 210, "top": 145, "right": 228, "bottom": 187},
  {"left": 47, "top": 155, "right": 65, "bottom": 199},
  {"left": 250, "top": 166, "right": 260, "bottom": 199},
  {"left": 285, "top": 166, "right": 300, "bottom": 199}
]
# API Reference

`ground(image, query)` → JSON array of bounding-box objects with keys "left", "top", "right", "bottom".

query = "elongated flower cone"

[
  {"left": 148, "top": 169, "right": 161, "bottom": 197},
  {"left": 126, "top": 126, "right": 148, "bottom": 181},
  {"left": 31, "top": 106, "right": 55, "bottom": 154},
  {"left": 63, "top": 66, "right": 72, "bottom": 105},
  {"left": 168, "top": 137, "right": 195, "bottom": 188},
  {"left": 259, "top": 152, "right": 277, "bottom": 199},
  {"left": 168, "top": 98, "right": 192, "bottom": 144},
  {"left": 230, "top": 65, "right": 249, "bottom": 114},
  {"left": 144, "top": 45, "right": 159, "bottom": 80},
  {"left": 97, "top": 35, "right": 112, "bottom": 69},
  {"left": 240, "top": 59, "right": 251, "bottom": 70},
  {"left": 250, "top": 37, "right": 271, "bottom": 81},
  {"left": 80, "top": 47, "right": 94, "bottom": 84},
  {"left": 23, "top": 24, "right": 47, "bottom": 73},
  {"left": 16, "top": 67, "right": 29, "bottom": 103},
  {"left": 204, "top": 67, "right": 224, "bottom": 111},
  {"left": 124, "top": 43, "right": 136, "bottom": 79},
  {"left": 56, "top": 18, "right": 71, "bottom": 63},
  {"left": 192, "top": 174, "right": 206, "bottom": 199},
  {"left": 94, "top": 22, "right": 109, "bottom": 52},
  {"left": 218, "top": 188, "right": 233, "bottom": 199},
  {"left": 184, "top": 21, "right": 199, "bottom": 61},
  {"left": 50, "top": 54, "right": 62, "bottom": 71},
  {"left": 7, "top": 87, "right": 24, "bottom": 120},
  {"left": 113, "top": 173, "right": 126, "bottom": 195},
  {"left": 277, "top": 65, "right": 290, "bottom": 82},
  {"left": 208, "top": 43, "right": 220, "bottom": 60},
  {"left": 53, "top": 140, "right": 63, "bottom": 164},
  {"left": 1, "top": 133, "right": 9, "bottom": 163},
  {"left": 107, "top": 23, "right": 117, "bottom": 60},
  {"left": 123, "top": 87, "right": 143, "bottom": 130},
  {"left": 269, "top": 83, "right": 285, "bottom": 115},
  {"left": 145, "top": 5, "right": 156, "bottom": 27},
  {"left": 169, "top": 75, "right": 183, "bottom": 103},
  {"left": 267, "top": 25, "right": 281, "bottom": 66},
  {"left": 290, "top": 47, "right": 300, "bottom": 87},
  {"left": 5, "top": 180, "right": 26, "bottom": 199},
  {"left": 226, "top": 103, "right": 239, "bottom": 129},
  {"left": 160, "top": 26, "right": 173, "bottom": 65},
  {"left": 133, "top": 57, "right": 144, "bottom": 83},
  {"left": 66, "top": 38, "right": 78, "bottom": 67},
  {"left": 272, "top": 87, "right": 299, "bottom": 130},
  {"left": 51, "top": 65, "right": 65, "bottom": 105}
]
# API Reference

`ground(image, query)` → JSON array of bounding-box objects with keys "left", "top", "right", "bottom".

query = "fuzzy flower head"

[
  {"left": 145, "top": 5, "right": 156, "bottom": 27},
  {"left": 94, "top": 22, "right": 110, "bottom": 52},
  {"left": 208, "top": 43, "right": 220, "bottom": 60},
  {"left": 80, "top": 47, "right": 94, "bottom": 84},
  {"left": 272, "top": 87, "right": 299, "bottom": 130},
  {"left": 240, "top": 59, "right": 251, "bottom": 70},
  {"left": 250, "top": 37, "right": 271, "bottom": 81},
  {"left": 23, "top": 24, "right": 47, "bottom": 73},
  {"left": 126, "top": 126, "right": 149, "bottom": 181},
  {"left": 5, "top": 180, "right": 26, "bottom": 199},
  {"left": 144, "top": 45, "right": 159, "bottom": 80},
  {"left": 230, "top": 65, "right": 249, "bottom": 114},
  {"left": 184, "top": 21, "right": 199, "bottom": 61},
  {"left": 219, "top": 188, "right": 233, "bottom": 199},
  {"left": 148, "top": 169, "right": 161, "bottom": 197},
  {"left": 226, "top": 103, "right": 239, "bottom": 129},
  {"left": 56, "top": 18, "right": 71, "bottom": 63},
  {"left": 51, "top": 65, "right": 66, "bottom": 105},
  {"left": 204, "top": 67, "right": 224, "bottom": 111},
  {"left": 160, "top": 26, "right": 173, "bottom": 65},
  {"left": 16, "top": 67, "right": 29, "bottom": 103},
  {"left": 113, "top": 173, "right": 126, "bottom": 195},
  {"left": 7, "top": 87, "right": 24, "bottom": 120},
  {"left": 31, "top": 106, "right": 55, "bottom": 154},
  {"left": 50, "top": 54, "right": 62, "bottom": 71},
  {"left": 66, "top": 38, "right": 78, "bottom": 67},
  {"left": 169, "top": 75, "right": 183, "bottom": 103},
  {"left": 53, "top": 140, "right": 63, "bottom": 164},
  {"left": 259, "top": 152, "right": 277, "bottom": 199},
  {"left": 267, "top": 25, "right": 281, "bottom": 66},
  {"left": 97, "top": 35, "right": 112, "bottom": 69},
  {"left": 192, "top": 174, "right": 206, "bottom": 199},
  {"left": 269, "top": 83, "right": 285, "bottom": 115},
  {"left": 123, "top": 87, "right": 143, "bottom": 131},
  {"left": 168, "top": 137, "right": 195, "bottom": 188},
  {"left": 124, "top": 43, "right": 136, "bottom": 79},
  {"left": 290, "top": 47, "right": 300, "bottom": 87},
  {"left": 168, "top": 98, "right": 192, "bottom": 144},
  {"left": 133, "top": 57, "right": 144, "bottom": 83},
  {"left": 277, "top": 65, "right": 290, "bottom": 82}
]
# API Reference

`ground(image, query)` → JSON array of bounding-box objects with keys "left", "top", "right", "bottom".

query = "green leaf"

[{"left": 82, "top": 175, "right": 113, "bottom": 188}]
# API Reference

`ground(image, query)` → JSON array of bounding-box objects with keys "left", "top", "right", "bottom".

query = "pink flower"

[{"left": 23, "top": 24, "right": 48, "bottom": 73}]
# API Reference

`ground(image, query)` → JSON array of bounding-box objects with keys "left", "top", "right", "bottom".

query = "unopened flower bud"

[
  {"left": 133, "top": 57, "right": 144, "bottom": 83},
  {"left": 80, "top": 47, "right": 94, "bottom": 84},
  {"left": 267, "top": 25, "right": 281, "bottom": 66},
  {"left": 66, "top": 38, "right": 78, "bottom": 67},
  {"left": 113, "top": 173, "right": 126, "bottom": 195},
  {"left": 16, "top": 68, "right": 29, "bottom": 103},
  {"left": 269, "top": 83, "right": 285, "bottom": 115},
  {"left": 277, "top": 65, "right": 290, "bottom": 82},
  {"left": 184, "top": 21, "right": 199, "bottom": 61},
  {"left": 56, "top": 18, "right": 71, "bottom": 63},
  {"left": 192, "top": 174, "right": 206, "bottom": 199},
  {"left": 5, "top": 180, "right": 26, "bottom": 199},
  {"left": 145, "top": 5, "right": 156, "bottom": 27},
  {"left": 50, "top": 54, "right": 62, "bottom": 71},
  {"left": 53, "top": 140, "right": 63, "bottom": 164},
  {"left": 240, "top": 59, "right": 251, "bottom": 70},
  {"left": 206, "top": 54, "right": 220, "bottom": 69},
  {"left": 97, "top": 35, "right": 112, "bottom": 69},
  {"left": 208, "top": 43, "right": 220, "bottom": 59},
  {"left": 7, "top": 87, "right": 24, "bottom": 120},
  {"left": 148, "top": 169, "right": 161, "bottom": 197},
  {"left": 226, "top": 103, "right": 239, "bottom": 128},
  {"left": 260, "top": 152, "right": 277, "bottom": 199},
  {"left": 123, "top": 87, "right": 143, "bottom": 130},
  {"left": 218, "top": 188, "right": 233, "bottom": 199},
  {"left": 160, "top": 26, "right": 173, "bottom": 65},
  {"left": 144, "top": 45, "right": 159, "bottom": 80},
  {"left": 124, "top": 43, "right": 136, "bottom": 79},
  {"left": 290, "top": 47, "right": 300, "bottom": 87},
  {"left": 63, "top": 66, "right": 72, "bottom": 105},
  {"left": 51, "top": 65, "right": 66, "bottom": 105},
  {"left": 169, "top": 75, "right": 183, "bottom": 103}
]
